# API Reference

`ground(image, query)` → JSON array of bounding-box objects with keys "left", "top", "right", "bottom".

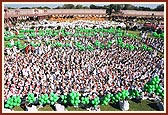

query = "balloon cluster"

[
  {"left": 107, "top": 41, "right": 113, "bottom": 48},
  {"left": 93, "top": 40, "right": 106, "bottom": 49},
  {"left": 55, "top": 42, "right": 63, "bottom": 47},
  {"left": 118, "top": 33, "right": 123, "bottom": 37},
  {"left": 129, "top": 90, "right": 141, "bottom": 99},
  {"left": 117, "top": 39, "right": 137, "bottom": 51},
  {"left": 117, "top": 39, "right": 152, "bottom": 51},
  {"left": 46, "top": 41, "right": 52, "bottom": 46},
  {"left": 153, "top": 32, "right": 164, "bottom": 39},
  {"left": 101, "top": 94, "right": 111, "bottom": 105},
  {"left": 27, "top": 93, "right": 36, "bottom": 104},
  {"left": 6, "top": 42, "right": 13, "bottom": 48},
  {"left": 5, "top": 96, "right": 21, "bottom": 109},
  {"left": 60, "top": 95, "right": 68, "bottom": 104},
  {"left": 49, "top": 92, "right": 59, "bottom": 105},
  {"left": 38, "top": 94, "right": 50, "bottom": 105},
  {"left": 94, "top": 40, "right": 101, "bottom": 47},
  {"left": 111, "top": 90, "right": 129, "bottom": 103},
  {"left": 160, "top": 33, "right": 164, "bottom": 39},
  {"left": 144, "top": 75, "right": 164, "bottom": 97},
  {"left": 87, "top": 45, "right": 94, "bottom": 51},
  {"left": 91, "top": 97, "right": 100, "bottom": 108},
  {"left": 100, "top": 43, "right": 105, "bottom": 49},
  {"left": 69, "top": 92, "right": 81, "bottom": 107},
  {"left": 6, "top": 40, "right": 27, "bottom": 49},
  {"left": 65, "top": 43, "right": 71, "bottom": 47},
  {"left": 30, "top": 41, "right": 41, "bottom": 47},
  {"left": 81, "top": 97, "right": 89, "bottom": 105},
  {"left": 75, "top": 42, "right": 85, "bottom": 51},
  {"left": 4, "top": 36, "right": 14, "bottom": 41}
]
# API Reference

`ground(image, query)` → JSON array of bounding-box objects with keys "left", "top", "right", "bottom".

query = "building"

[{"left": 4, "top": 8, "right": 164, "bottom": 23}]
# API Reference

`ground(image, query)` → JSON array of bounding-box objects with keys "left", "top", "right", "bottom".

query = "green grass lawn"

[{"left": 12, "top": 99, "right": 159, "bottom": 111}]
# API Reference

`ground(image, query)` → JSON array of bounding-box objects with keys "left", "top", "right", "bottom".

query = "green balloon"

[
  {"left": 44, "top": 94, "right": 48, "bottom": 97},
  {"left": 28, "top": 96, "right": 31, "bottom": 100},
  {"left": 111, "top": 97, "right": 115, "bottom": 100},
  {"left": 94, "top": 105, "right": 97, "bottom": 108},
  {"left": 9, "top": 106, "right": 13, "bottom": 109},
  {"left": 45, "top": 97, "right": 48, "bottom": 101},
  {"left": 118, "top": 93, "right": 122, "bottom": 97},
  {"left": 5, "top": 104, "right": 9, "bottom": 108},
  {"left": 30, "top": 100, "right": 33, "bottom": 103},
  {"left": 7, "top": 101, "right": 10, "bottom": 104},
  {"left": 158, "top": 89, "right": 162, "bottom": 93},
  {"left": 50, "top": 92, "right": 54, "bottom": 96},
  {"left": 92, "top": 100, "right": 95, "bottom": 105},
  {"left": 76, "top": 97, "right": 79, "bottom": 100},
  {"left": 41, "top": 99, "right": 44, "bottom": 103},
  {"left": 30, "top": 93, "right": 34, "bottom": 97},
  {"left": 63, "top": 100, "right": 67, "bottom": 104},
  {"left": 86, "top": 100, "right": 89, "bottom": 104},
  {"left": 13, "top": 102, "right": 17, "bottom": 106},
  {"left": 81, "top": 97, "right": 84, "bottom": 100},
  {"left": 54, "top": 99, "right": 57, "bottom": 102},
  {"left": 107, "top": 94, "right": 111, "bottom": 98},
  {"left": 105, "top": 101, "right": 108, "bottom": 105},
  {"left": 50, "top": 97, "right": 54, "bottom": 100},
  {"left": 43, "top": 100, "right": 47, "bottom": 104},
  {"left": 51, "top": 102, "right": 55, "bottom": 105},
  {"left": 33, "top": 98, "right": 36, "bottom": 102},
  {"left": 70, "top": 93, "right": 73, "bottom": 97},
  {"left": 42, "top": 95, "right": 45, "bottom": 99},
  {"left": 71, "top": 100, "right": 74, "bottom": 104},
  {"left": 83, "top": 101, "right": 86, "bottom": 104},
  {"left": 161, "top": 93, "right": 164, "bottom": 97},
  {"left": 76, "top": 93, "right": 79, "bottom": 97},
  {"left": 10, "top": 102, "right": 14, "bottom": 106},
  {"left": 47, "top": 100, "right": 50, "bottom": 103},
  {"left": 61, "top": 95, "right": 64, "bottom": 99},
  {"left": 115, "top": 94, "right": 119, "bottom": 99},
  {"left": 84, "top": 97, "right": 88, "bottom": 101},
  {"left": 105, "top": 97, "right": 108, "bottom": 101},
  {"left": 152, "top": 81, "right": 155, "bottom": 85},
  {"left": 18, "top": 99, "right": 21, "bottom": 103}
]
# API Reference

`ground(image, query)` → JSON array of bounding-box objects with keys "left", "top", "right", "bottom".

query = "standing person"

[
  {"left": 25, "top": 45, "right": 29, "bottom": 54},
  {"left": 145, "top": 38, "right": 148, "bottom": 46},
  {"left": 60, "top": 34, "right": 63, "bottom": 41}
]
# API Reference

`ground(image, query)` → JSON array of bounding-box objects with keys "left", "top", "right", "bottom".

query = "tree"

[
  {"left": 20, "top": 7, "right": 31, "bottom": 9},
  {"left": 54, "top": 6, "right": 61, "bottom": 9},
  {"left": 83, "top": 6, "right": 89, "bottom": 9},
  {"left": 75, "top": 5, "right": 83, "bottom": 9},
  {"left": 153, "top": 4, "right": 164, "bottom": 11},
  {"left": 106, "top": 4, "right": 115, "bottom": 15},
  {"left": 63, "top": 4, "right": 74, "bottom": 9},
  {"left": 43, "top": 6, "right": 51, "bottom": 9},
  {"left": 90, "top": 4, "right": 97, "bottom": 9},
  {"left": 7, "top": 7, "right": 15, "bottom": 9},
  {"left": 123, "top": 4, "right": 136, "bottom": 10},
  {"left": 138, "top": 6, "right": 151, "bottom": 11}
]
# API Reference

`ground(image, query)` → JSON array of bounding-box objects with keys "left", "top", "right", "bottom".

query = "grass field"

[{"left": 12, "top": 99, "right": 160, "bottom": 111}]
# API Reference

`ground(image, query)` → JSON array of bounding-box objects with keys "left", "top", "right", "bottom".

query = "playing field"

[{"left": 12, "top": 99, "right": 159, "bottom": 111}]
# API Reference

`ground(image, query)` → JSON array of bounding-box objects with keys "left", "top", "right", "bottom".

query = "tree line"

[{"left": 7, "top": 4, "right": 164, "bottom": 13}]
